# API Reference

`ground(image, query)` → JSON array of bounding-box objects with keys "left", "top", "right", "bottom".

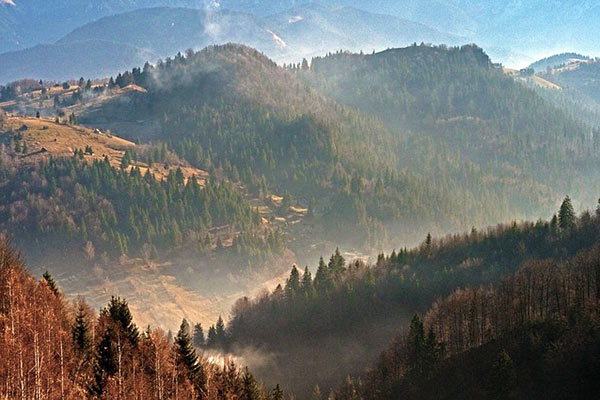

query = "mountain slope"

[
  {"left": 224, "top": 200, "right": 600, "bottom": 397},
  {"left": 301, "top": 44, "right": 600, "bottom": 217},
  {"left": 529, "top": 52, "right": 591, "bottom": 72},
  {"left": 79, "top": 44, "right": 480, "bottom": 248},
  {"left": 264, "top": 3, "right": 462, "bottom": 59},
  {"left": 219, "top": 0, "right": 600, "bottom": 66},
  {"left": 541, "top": 59, "right": 600, "bottom": 103},
  {"left": 57, "top": 7, "right": 272, "bottom": 53},
  {"left": 339, "top": 240, "right": 600, "bottom": 399},
  {"left": 0, "top": 39, "right": 148, "bottom": 82},
  {"left": 0, "top": 0, "right": 207, "bottom": 53}
]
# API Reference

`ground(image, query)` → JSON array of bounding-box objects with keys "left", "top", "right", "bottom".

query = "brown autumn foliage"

[
  {"left": 348, "top": 242, "right": 600, "bottom": 399},
  {"left": 0, "top": 238, "right": 271, "bottom": 399}
]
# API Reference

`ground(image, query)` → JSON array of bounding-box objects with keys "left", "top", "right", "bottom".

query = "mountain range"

[
  {"left": 0, "top": 4, "right": 460, "bottom": 83},
  {"left": 2, "top": 1, "right": 600, "bottom": 83}
]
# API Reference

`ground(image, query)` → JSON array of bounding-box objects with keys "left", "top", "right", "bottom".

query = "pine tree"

[
  {"left": 488, "top": 350, "right": 516, "bottom": 399},
  {"left": 42, "top": 270, "right": 60, "bottom": 296},
  {"left": 240, "top": 367, "right": 262, "bottom": 400},
  {"left": 285, "top": 265, "right": 301, "bottom": 298},
  {"left": 270, "top": 384, "right": 284, "bottom": 400},
  {"left": 425, "top": 233, "right": 432, "bottom": 249},
  {"left": 120, "top": 150, "right": 131, "bottom": 169},
  {"left": 328, "top": 248, "right": 346, "bottom": 282},
  {"left": 550, "top": 214, "right": 559, "bottom": 234},
  {"left": 301, "top": 266, "right": 314, "bottom": 298},
  {"left": 207, "top": 325, "right": 217, "bottom": 348},
  {"left": 72, "top": 302, "right": 91, "bottom": 354},
  {"left": 174, "top": 319, "right": 206, "bottom": 394},
  {"left": 193, "top": 323, "right": 205, "bottom": 348},
  {"left": 558, "top": 196, "right": 576, "bottom": 231},
  {"left": 407, "top": 314, "right": 426, "bottom": 378},
  {"left": 106, "top": 296, "right": 139, "bottom": 345},
  {"left": 215, "top": 316, "right": 226, "bottom": 349},
  {"left": 314, "top": 256, "right": 332, "bottom": 294},
  {"left": 91, "top": 327, "right": 117, "bottom": 396}
]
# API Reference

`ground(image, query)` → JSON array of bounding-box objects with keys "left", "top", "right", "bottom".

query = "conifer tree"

[
  {"left": 285, "top": 265, "right": 301, "bottom": 298},
  {"left": 425, "top": 233, "right": 432, "bottom": 249},
  {"left": 193, "top": 323, "right": 205, "bottom": 348},
  {"left": 407, "top": 314, "right": 426, "bottom": 378},
  {"left": 558, "top": 196, "right": 576, "bottom": 231},
  {"left": 240, "top": 367, "right": 262, "bottom": 400},
  {"left": 106, "top": 296, "right": 139, "bottom": 345},
  {"left": 270, "top": 384, "right": 284, "bottom": 400},
  {"left": 42, "top": 270, "right": 60, "bottom": 296},
  {"left": 314, "top": 256, "right": 332, "bottom": 294},
  {"left": 73, "top": 302, "right": 91, "bottom": 354},
  {"left": 301, "top": 266, "right": 314, "bottom": 298},
  {"left": 207, "top": 326, "right": 217, "bottom": 348},
  {"left": 174, "top": 319, "right": 206, "bottom": 395},
  {"left": 91, "top": 327, "right": 117, "bottom": 396},
  {"left": 328, "top": 248, "right": 346, "bottom": 282},
  {"left": 488, "top": 350, "right": 516, "bottom": 399},
  {"left": 215, "top": 316, "right": 226, "bottom": 349}
]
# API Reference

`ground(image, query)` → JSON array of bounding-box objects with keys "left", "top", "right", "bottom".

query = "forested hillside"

[
  {"left": 335, "top": 240, "right": 600, "bottom": 399},
  {"left": 80, "top": 44, "right": 474, "bottom": 248},
  {"left": 221, "top": 197, "right": 600, "bottom": 396},
  {"left": 76, "top": 43, "right": 600, "bottom": 251},
  {"left": 541, "top": 60, "right": 600, "bottom": 103},
  {"left": 0, "top": 238, "right": 283, "bottom": 399},
  {"left": 0, "top": 156, "right": 264, "bottom": 260},
  {"left": 302, "top": 44, "right": 600, "bottom": 220}
]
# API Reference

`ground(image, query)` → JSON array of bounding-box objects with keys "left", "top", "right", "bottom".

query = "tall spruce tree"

[
  {"left": 314, "top": 256, "right": 332, "bottom": 295},
  {"left": 91, "top": 327, "right": 117, "bottom": 396},
  {"left": 72, "top": 303, "right": 91, "bottom": 355},
  {"left": 174, "top": 319, "right": 206, "bottom": 396},
  {"left": 106, "top": 296, "right": 139, "bottom": 345},
  {"left": 301, "top": 266, "right": 314, "bottom": 298},
  {"left": 558, "top": 196, "right": 576, "bottom": 231},
  {"left": 206, "top": 325, "right": 217, "bottom": 348},
  {"left": 240, "top": 367, "right": 262, "bottom": 400},
  {"left": 285, "top": 265, "right": 301, "bottom": 298},
  {"left": 193, "top": 323, "right": 205, "bottom": 348},
  {"left": 215, "top": 316, "right": 226, "bottom": 349}
]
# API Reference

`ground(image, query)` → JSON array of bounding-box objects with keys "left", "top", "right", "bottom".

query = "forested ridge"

[
  {"left": 301, "top": 44, "right": 600, "bottom": 222},
  {"left": 220, "top": 197, "right": 600, "bottom": 397},
  {"left": 0, "top": 238, "right": 286, "bottom": 399},
  {"left": 78, "top": 43, "right": 600, "bottom": 250},
  {"left": 336, "top": 241, "right": 600, "bottom": 399},
  {"left": 81, "top": 44, "right": 473, "bottom": 248}
]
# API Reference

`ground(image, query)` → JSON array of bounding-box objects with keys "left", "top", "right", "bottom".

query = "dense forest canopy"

[
  {"left": 76, "top": 44, "right": 600, "bottom": 251},
  {"left": 302, "top": 45, "right": 600, "bottom": 217},
  {"left": 80, "top": 44, "right": 479, "bottom": 248},
  {"left": 0, "top": 149, "right": 284, "bottom": 265},
  {"left": 335, "top": 241, "right": 600, "bottom": 399},
  {"left": 221, "top": 198, "right": 600, "bottom": 396}
]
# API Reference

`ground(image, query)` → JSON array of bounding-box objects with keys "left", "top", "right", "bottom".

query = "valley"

[{"left": 1, "top": 5, "right": 600, "bottom": 395}]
